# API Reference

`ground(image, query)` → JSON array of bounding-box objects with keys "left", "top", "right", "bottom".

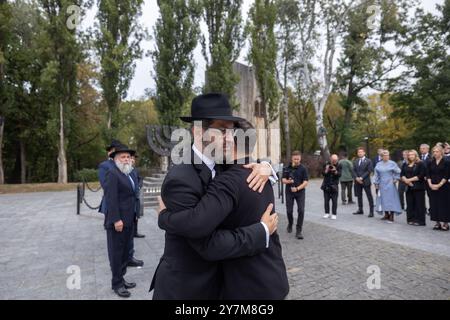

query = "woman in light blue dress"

[{"left": 373, "top": 150, "right": 402, "bottom": 223}]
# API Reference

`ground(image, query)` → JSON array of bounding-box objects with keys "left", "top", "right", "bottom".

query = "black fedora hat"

[
  {"left": 110, "top": 144, "right": 136, "bottom": 158},
  {"left": 106, "top": 139, "right": 123, "bottom": 152},
  {"left": 180, "top": 93, "right": 245, "bottom": 123}
]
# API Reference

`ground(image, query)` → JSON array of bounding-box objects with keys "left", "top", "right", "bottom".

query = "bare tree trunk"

[
  {"left": 281, "top": 55, "right": 291, "bottom": 160},
  {"left": 263, "top": 103, "right": 271, "bottom": 160},
  {"left": 0, "top": 116, "right": 4, "bottom": 184},
  {"left": 315, "top": 96, "right": 330, "bottom": 161},
  {"left": 57, "top": 102, "right": 68, "bottom": 184},
  {"left": 20, "top": 139, "right": 26, "bottom": 183},
  {"left": 282, "top": 94, "right": 291, "bottom": 160},
  {"left": 107, "top": 110, "right": 112, "bottom": 130}
]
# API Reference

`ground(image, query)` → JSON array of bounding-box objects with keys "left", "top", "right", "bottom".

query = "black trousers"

[
  {"left": 286, "top": 190, "right": 305, "bottom": 230},
  {"left": 107, "top": 225, "right": 134, "bottom": 290},
  {"left": 354, "top": 183, "right": 374, "bottom": 213},
  {"left": 398, "top": 182, "right": 407, "bottom": 210},
  {"left": 128, "top": 219, "right": 138, "bottom": 260},
  {"left": 340, "top": 181, "right": 353, "bottom": 202},
  {"left": 324, "top": 190, "right": 338, "bottom": 215},
  {"left": 406, "top": 189, "right": 426, "bottom": 225}
]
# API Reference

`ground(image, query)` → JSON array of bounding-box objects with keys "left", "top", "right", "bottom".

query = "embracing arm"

[
  {"left": 160, "top": 169, "right": 274, "bottom": 259},
  {"left": 158, "top": 174, "right": 239, "bottom": 238},
  {"left": 187, "top": 223, "right": 268, "bottom": 261}
]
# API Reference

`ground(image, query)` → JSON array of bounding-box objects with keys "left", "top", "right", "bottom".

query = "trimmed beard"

[{"left": 115, "top": 160, "right": 133, "bottom": 175}]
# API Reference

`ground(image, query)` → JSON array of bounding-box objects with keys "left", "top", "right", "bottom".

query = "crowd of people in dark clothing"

[{"left": 282, "top": 142, "right": 450, "bottom": 238}]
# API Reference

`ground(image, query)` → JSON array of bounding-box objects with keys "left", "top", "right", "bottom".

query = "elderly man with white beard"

[{"left": 104, "top": 144, "right": 140, "bottom": 298}]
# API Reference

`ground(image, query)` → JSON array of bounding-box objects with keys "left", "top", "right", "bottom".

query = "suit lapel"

[
  {"left": 192, "top": 150, "right": 212, "bottom": 188},
  {"left": 113, "top": 166, "right": 134, "bottom": 192}
]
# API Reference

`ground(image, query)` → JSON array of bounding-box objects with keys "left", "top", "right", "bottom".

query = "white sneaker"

[
  {"left": 323, "top": 214, "right": 330, "bottom": 219},
  {"left": 331, "top": 215, "right": 337, "bottom": 220}
]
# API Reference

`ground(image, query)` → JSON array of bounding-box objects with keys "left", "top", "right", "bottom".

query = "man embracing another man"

[{"left": 150, "top": 93, "right": 289, "bottom": 300}]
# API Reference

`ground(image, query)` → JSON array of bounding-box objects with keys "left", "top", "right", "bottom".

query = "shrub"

[{"left": 74, "top": 168, "right": 98, "bottom": 182}]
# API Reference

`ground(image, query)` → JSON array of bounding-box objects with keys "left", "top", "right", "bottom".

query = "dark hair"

[
  {"left": 190, "top": 119, "right": 215, "bottom": 129},
  {"left": 291, "top": 150, "right": 301, "bottom": 157},
  {"left": 234, "top": 128, "right": 257, "bottom": 155},
  {"left": 357, "top": 147, "right": 366, "bottom": 152}
]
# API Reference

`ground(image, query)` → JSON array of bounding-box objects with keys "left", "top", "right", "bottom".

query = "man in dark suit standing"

[
  {"left": 398, "top": 150, "right": 409, "bottom": 212},
  {"left": 98, "top": 140, "right": 144, "bottom": 268},
  {"left": 130, "top": 155, "right": 145, "bottom": 238},
  {"left": 126, "top": 155, "right": 145, "bottom": 269},
  {"left": 98, "top": 139, "right": 122, "bottom": 215},
  {"left": 104, "top": 144, "right": 140, "bottom": 298},
  {"left": 444, "top": 142, "right": 450, "bottom": 160},
  {"left": 149, "top": 93, "right": 278, "bottom": 300},
  {"left": 353, "top": 147, "right": 375, "bottom": 217},
  {"left": 420, "top": 144, "right": 432, "bottom": 163},
  {"left": 157, "top": 121, "right": 288, "bottom": 299},
  {"left": 419, "top": 143, "right": 432, "bottom": 214},
  {"left": 372, "top": 148, "right": 384, "bottom": 168}
]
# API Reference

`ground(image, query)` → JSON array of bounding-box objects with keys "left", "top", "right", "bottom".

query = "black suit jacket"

[
  {"left": 130, "top": 168, "right": 142, "bottom": 218},
  {"left": 353, "top": 157, "right": 373, "bottom": 186},
  {"left": 421, "top": 153, "right": 432, "bottom": 163},
  {"left": 372, "top": 156, "right": 382, "bottom": 168},
  {"left": 400, "top": 161, "right": 427, "bottom": 191},
  {"left": 158, "top": 162, "right": 289, "bottom": 299},
  {"left": 104, "top": 165, "right": 138, "bottom": 228},
  {"left": 150, "top": 153, "right": 267, "bottom": 300}
]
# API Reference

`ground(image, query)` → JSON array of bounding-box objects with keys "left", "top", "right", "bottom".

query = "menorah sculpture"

[{"left": 146, "top": 125, "right": 184, "bottom": 172}]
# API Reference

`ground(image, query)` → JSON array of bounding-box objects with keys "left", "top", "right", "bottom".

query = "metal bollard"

[{"left": 76, "top": 184, "right": 81, "bottom": 215}]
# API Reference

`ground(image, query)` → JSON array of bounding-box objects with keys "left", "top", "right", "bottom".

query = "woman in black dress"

[
  {"left": 401, "top": 150, "right": 427, "bottom": 226},
  {"left": 427, "top": 145, "right": 450, "bottom": 231}
]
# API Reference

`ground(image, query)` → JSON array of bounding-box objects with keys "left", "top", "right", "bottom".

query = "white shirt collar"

[{"left": 192, "top": 144, "right": 215, "bottom": 172}]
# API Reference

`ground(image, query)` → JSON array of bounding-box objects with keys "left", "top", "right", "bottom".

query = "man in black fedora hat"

[
  {"left": 98, "top": 140, "right": 144, "bottom": 269},
  {"left": 150, "top": 93, "right": 279, "bottom": 299},
  {"left": 98, "top": 139, "right": 122, "bottom": 215},
  {"left": 157, "top": 120, "right": 289, "bottom": 299},
  {"left": 104, "top": 144, "right": 141, "bottom": 298}
]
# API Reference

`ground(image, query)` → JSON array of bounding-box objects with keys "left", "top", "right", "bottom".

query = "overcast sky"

[{"left": 82, "top": 0, "right": 443, "bottom": 100}]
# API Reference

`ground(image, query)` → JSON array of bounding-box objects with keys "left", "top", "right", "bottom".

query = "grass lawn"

[{"left": 0, "top": 182, "right": 101, "bottom": 194}]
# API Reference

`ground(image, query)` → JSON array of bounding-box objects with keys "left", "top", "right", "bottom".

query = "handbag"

[{"left": 375, "top": 189, "right": 383, "bottom": 214}]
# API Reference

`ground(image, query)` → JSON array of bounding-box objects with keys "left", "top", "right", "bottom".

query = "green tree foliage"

[
  {"left": 391, "top": 0, "right": 450, "bottom": 146},
  {"left": 201, "top": 0, "right": 243, "bottom": 105},
  {"left": 94, "top": 0, "right": 145, "bottom": 135},
  {"left": 153, "top": 0, "right": 201, "bottom": 127},
  {"left": 116, "top": 99, "right": 159, "bottom": 168},
  {"left": 336, "top": 0, "right": 414, "bottom": 150},
  {"left": 247, "top": 0, "right": 279, "bottom": 123}
]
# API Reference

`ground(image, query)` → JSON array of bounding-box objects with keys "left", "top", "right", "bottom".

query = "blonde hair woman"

[
  {"left": 427, "top": 145, "right": 450, "bottom": 231},
  {"left": 401, "top": 150, "right": 427, "bottom": 226},
  {"left": 373, "top": 150, "right": 402, "bottom": 223}
]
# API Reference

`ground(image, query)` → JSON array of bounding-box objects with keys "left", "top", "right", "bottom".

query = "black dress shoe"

[
  {"left": 123, "top": 280, "right": 136, "bottom": 289},
  {"left": 287, "top": 224, "right": 293, "bottom": 233},
  {"left": 368, "top": 213, "right": 374, "bottom": 218},
  {"left": 353, "top": 211, "right": 364, "bottom": 215},
  {"left": 134, "top": 233, "right": 146, "bottom": 238},
  {"left": 114, "top": 287, "right": 131, "bottom": 298},
  {"left": 295, "top": 229, "right": 303, "bottom": 239},
  {"left": 127, "top": 257, "right": 144, "bottom": 267}
]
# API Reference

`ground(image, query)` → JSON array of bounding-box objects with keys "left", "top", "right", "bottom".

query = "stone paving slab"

[{"left": 0, "top": 180, "right": 448, "bottom": 300}]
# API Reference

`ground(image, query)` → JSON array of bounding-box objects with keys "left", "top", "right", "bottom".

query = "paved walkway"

[{"left": 0, "top": 179, "right": 448, "bottom": 299}]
